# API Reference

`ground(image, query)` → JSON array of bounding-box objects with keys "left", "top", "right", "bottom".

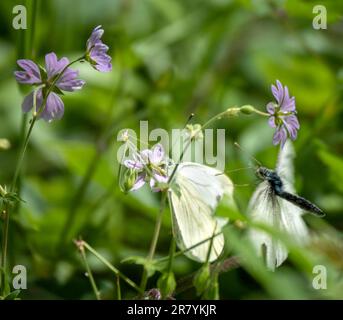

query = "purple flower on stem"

[
  {"left": 86, "top": 25, "right": 112, "bottom": 72},
  {"left": 266, "top": 80, "right": 300, "bottom": 148},
  {"left": 14, "top": 52, "right": 85, "bottom": 122},
  {"left": 124, "top": 144, "right": 169, "bottom": 192}
]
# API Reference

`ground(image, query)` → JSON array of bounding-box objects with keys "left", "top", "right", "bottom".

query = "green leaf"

[
  {"left": 4, "top": 290, "right": 21, "bottom": 300},
  {"left": 318, "top": 149, "right": 343, "bottom": 193},
  {"left": 121, "top": 256, "right": 165, "bottom": 278}
]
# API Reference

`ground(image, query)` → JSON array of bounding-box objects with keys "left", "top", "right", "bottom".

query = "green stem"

[
  {"left": 11, "top": 116, "right": 37, "bottom": 191},
  {"left": 57, "top": 79, "right": 121, "bottom": 251},
  {"left": 82, "top": 241, "right": 143, "bottom": 294},
  {"left": 0, "top": 57, "right": 83, "bottom": 295},
  {"left": 116, "top": 275, "right": 121, "bottom": 300},
  {"left": 140, "top": 192, "right": 167, "bottom": 291},
  {"left": 157, "top": 232, "right": 222, "bottom": 263},
  {"left": 79, "top": 247, "right": 101, "bottom": 300},
  {"left": 166, "top": 238, "right": 176, "bottom": 274},
  {"left": 253, "top": 109, "right": 270, "bottom": 117}
]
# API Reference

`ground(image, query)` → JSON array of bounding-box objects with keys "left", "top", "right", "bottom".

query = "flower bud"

[
  {"left": 224, "top": 107, "right": 241, "bottom": 117},
  {"left": 185, "top": 124, "right": 203, "bottom": 140},
  {"left": 144, "top": 288, "right": 162, "bottom": 300},
  {"left": 157, "top": 272, "right": 176, "bottom": 298},
  {"left": 239, "top": 105, "right": 256, "bottom": 115},
  {"left": 203, "top": 274, "right": 219, "bottom": 300},
  {"left": 193, "top": 264, "right": 211, "bottom": 296},
  {"left": 120, "top": 167, "right": 137, "bottom": 193}
]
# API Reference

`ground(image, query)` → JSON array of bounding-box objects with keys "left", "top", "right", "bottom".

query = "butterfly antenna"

[
  {"left": 184, "top": 113, "right": 195, "bottom": 128},
  {"left": 234, "top": 142, "right": 262, "bottom": 166},
  {"left": 226, "top": 166, "right": 254, "bottom": 173},
  {"left": 234, "top": 183, "right": 250, "bottom": 187}
]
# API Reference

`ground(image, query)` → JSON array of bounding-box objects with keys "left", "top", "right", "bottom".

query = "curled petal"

[
  {"left": 272, "top": 126, "right": 287, "bottom": 148},
  {"left": 266, "top": 102, "right": 276, "bottom": 115},
  {"left": 86, "top": 26, "right": 112, "bottom": 72},
  {"left": 124, "top": 159, "right": 143, "bottom": 170},
  {"left": 39, "top": 92, "right": 64, "bottom": 122},
  {"left": 131, "top": 173, "right": 146, "bottom": 191},
  {"left": 271, "top": 80, "right": 284, "bottom": 105},
  {"left": 151, "top": 144, "right": 165, "bottom": 164},
  {"left": 268, "top": 116, "right": 276, "bottom": 128},
  {"left": 140, "top": 149, "right": 152, "bottom": 163},
  {"left": 282, "top": 115, "right": 300, "bottom": 140},
  {"left": 86, "top": 25, "right": 104, "bottom": 51},
  {"left": 56, "top": 68, "right": 85, "bottom": 91},
  {"left": 15, "top": 59, "right": 41, "bottom": 84},
  {"left": 150, "top": 173, "right": 168, "bottom": 192}
]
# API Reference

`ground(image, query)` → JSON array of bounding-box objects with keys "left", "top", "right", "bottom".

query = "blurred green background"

[{"left": 0, "top": 0, "right": 342, "bottom": 299}]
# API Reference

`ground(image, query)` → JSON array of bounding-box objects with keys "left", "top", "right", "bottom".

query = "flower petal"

[
  {"left": 151, "top": 144, "right": 165, "bottom": 164},
  {"left": 271, "top": 80, "right": 284, "bottom": 105},
  {"left": 266, "top": 102, "right": 276, "bottom": 115},
  {"left": 21, "top": 88, "right": 43, "bottom": 113},
  {"left": 45, "top": 52, "right": 69, "bottom": 79},
  {"left": 15, "top": 59, "right": 41, "bottom": 84},
  {"left": 282, "top": 115, "right": 300, "bottom": 140},
  {"left": 268, "top": 116, "right": 276, "bottom": 128},
  {"left": 86, "top": 27, "right": 112, "bottom": 72},
  {"left": 86, "top": 25, "right": 104, "bottom": 51},
  {"left": 131, "top": 173, "right": 146, "bottom": 191},
  {"left": 273, "top": 126, "right": 287, "bottom": 147},
  {"left": 56, "top": 68, "right": 85, "bottom": 91},
  {"left": 39, "top": 92, "right": 64, "bottom": 122},
  {"left": 140, "top": 149, "right": 152, "bottom": 163},
  {"left": 124, "top": 159, "right": 143, "bottom": 170}
]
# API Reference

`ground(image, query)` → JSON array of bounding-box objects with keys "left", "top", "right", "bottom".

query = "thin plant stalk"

[
  {"left": 0, "top": 57, "right": 83, "bottom": 295},
  {"left": 79, "top": 247, "right": 101, "bottom": 300},
  {"left": 140, "top": 192, "right": 167, "bottom": 291},
  {"left": 82, "top": 241, "right": 143, "bottom": 294}
]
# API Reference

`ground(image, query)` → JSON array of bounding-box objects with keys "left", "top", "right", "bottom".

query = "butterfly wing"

[
  {"left": 275, "top": 140, "right": 295, "bottom": 193},
  {"left": 168, "top": 162, "right": 233, "bottom": 262},
  {"left": 249, "top": 142, "right": 309, "bottom": 270},
  {"left": 248, "top": 181, "right": 288, "bottom": 270}
]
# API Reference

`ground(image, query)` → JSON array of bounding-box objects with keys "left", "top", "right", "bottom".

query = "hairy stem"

[{"left": 140, "top": 192, "right": 167, "bottom": 291}]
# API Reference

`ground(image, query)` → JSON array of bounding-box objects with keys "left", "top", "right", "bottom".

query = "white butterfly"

[
  {"left": 168, "top": 162, "right": 234, "bottom": 263},
  {"left": 248, "top": 140, "right": 309, "bottom": 270}
]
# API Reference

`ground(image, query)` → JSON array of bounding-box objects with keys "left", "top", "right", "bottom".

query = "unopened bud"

[
  {"left": 225, "top": 107, "right": 241, "bottom": 117},
  {"left": 122, "top": 168, "right": 138, "bottom": 193},
  {"left": 193, "top": 264, "right": 211, "bottom": 295},
  {"left": 239, "top": 105, "right": 256, "bottom": 115},
  {"left": 185, "top": 124, "right": 203, "bottom": 140},
  {"left": 157, "top": 272, "right": 176, "bottom": 297}
]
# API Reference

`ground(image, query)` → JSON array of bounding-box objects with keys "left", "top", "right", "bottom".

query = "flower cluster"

[
  {"left": 124, "top": 144, "right": 170, "bottom": 191},
  {"left": 14, "top": 26, "right": 112, "bottom": 122},
  {"left": 266, "top": 80, "right": 300, "bottom": 147}
]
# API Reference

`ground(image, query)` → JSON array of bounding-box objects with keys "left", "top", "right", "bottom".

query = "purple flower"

[
  {"left": 14, "top": 52, "right": 85, "bottom": 122},
  {"left": 124, "top": 144, "right": 169, "bottom": 192},
  {"left": 86, "top": 26, "right": 112, "bottom": 72},
  {"left": 266, "top": 80, "right": 300, "bottom": 148}
]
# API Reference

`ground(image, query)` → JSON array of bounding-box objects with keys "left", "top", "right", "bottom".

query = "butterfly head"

[{"left": 256, "top": 166, "right": 273, "bottom": 181}]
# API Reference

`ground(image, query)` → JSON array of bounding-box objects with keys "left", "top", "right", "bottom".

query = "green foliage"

[{"left": 0, "top": 0, "right": 342, "bottom": 300}]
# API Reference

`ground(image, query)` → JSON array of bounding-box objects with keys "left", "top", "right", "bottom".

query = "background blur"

[{"left": 0, "top": 0, "right": 342, "bottom": 299}]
